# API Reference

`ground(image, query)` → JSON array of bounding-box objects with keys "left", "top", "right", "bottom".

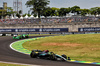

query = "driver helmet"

[{"left": 44, "top": 50, "right": 49, "bottom": 53}]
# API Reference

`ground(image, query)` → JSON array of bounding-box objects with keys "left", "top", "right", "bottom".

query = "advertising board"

[
  {"left": 78, "top": 27, "right": 100, "bottom": 32},
  {"left": 0, "top": 28, "right": 68, "bottom": 32}
]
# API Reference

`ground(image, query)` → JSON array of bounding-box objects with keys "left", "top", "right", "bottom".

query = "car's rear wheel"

[
  {"left": 50, "top": 52, "right": 56, "bottom": 60},
  {"left": 25, "top": 36, "right": 28, "bottom": 38},
  {"left": 30, "top": 52, "right": 37, "bottom": 58}
]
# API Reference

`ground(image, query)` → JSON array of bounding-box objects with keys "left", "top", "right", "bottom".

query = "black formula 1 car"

[{"left": 30, "top": 50, "right": 71, "bottom": 61}]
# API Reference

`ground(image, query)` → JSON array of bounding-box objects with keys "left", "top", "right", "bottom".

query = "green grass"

[
  {"left": 29, "top": 34, "right": 60, "bottom": 36},
  {"left": 23, "top": 34, "right": 100, "bottom": 62},
  {"left": 0, "top": 63, "right": 26, "bottom": 66}
]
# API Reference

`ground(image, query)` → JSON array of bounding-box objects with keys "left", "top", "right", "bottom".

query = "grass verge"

[
  {"left": 23, "top": 34, "right": 100, "bottom": 62},
  {"left": 29, "top": 34, "right": 60, "bottom": 36}
]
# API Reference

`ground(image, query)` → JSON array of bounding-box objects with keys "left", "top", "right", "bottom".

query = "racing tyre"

[
  {"left": 22, "top": 36, "right": 25, "bottom": 39},
  {"left": 25, "top": 36, "right": 28, "bottom": 38},
  {"left": 30, "top": 52, "right": 37, "bottom": 58},
  {"left": 19, "top": 37, "right": 21, "bottom": 39},
  {"left": 50, "top": 52, "right": 56, "bottom": 60},
  {"left": 61, "top": 54, "right": 67, "bottom": 59}
]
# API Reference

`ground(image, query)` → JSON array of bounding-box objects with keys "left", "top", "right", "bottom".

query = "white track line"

[
  {"left": 9, "top": 39, "right": 42, "bottom": 66},
  {"left": 10, "top": 40, "right": 29, "bottom": 55},
  {"left": 0, "top": 61, "right": 41, "bottom": 66}
]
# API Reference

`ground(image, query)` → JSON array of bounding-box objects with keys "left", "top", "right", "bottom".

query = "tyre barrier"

[{"left": 10, "top": 36, "right": 100, "bottom": 65}]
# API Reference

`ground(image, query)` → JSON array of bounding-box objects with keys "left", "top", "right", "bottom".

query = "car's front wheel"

[{"left": 61, "top": 54, "right": 67, "bottom": 59}]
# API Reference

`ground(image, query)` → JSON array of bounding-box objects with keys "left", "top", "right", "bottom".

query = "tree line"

[
  {"left": 1, "top": 0, "right": 100, "bottom": 19},
  {"left": 26, "top": 0, "right": 100, "bottom": 18}
]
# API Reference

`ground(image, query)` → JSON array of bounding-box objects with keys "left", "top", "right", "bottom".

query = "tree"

[
  {"left": 50, "top": 7, "right": 59, "bottom": 16},
  {"left": 0, "top": 10, "right": 7, "bottom": 19},
  {"left": 16, "top": 13, "right": 21, "bottom": 18},
  {"left": 80, "top": 9, "right": 90, "bottom": 16},
  {"left": 90, "top": 7, "right": 98, "bottom": 16},
  {"left": 7, "top": 7, "right": 15, "bottom": 16},
  {"left": 97, "top": 7, "right": 100, "bottom": 15},
  {"left": 19, "top": 10, "right": 22, "bottom": 14},
  {"left": 26, "top": 0, "right": 50, "bottom": 18},
  {"left": 58, "top": 7, "right": 71, "bottom": 16},
  {"left": 0, "top": 7, "right": 15, "bottom": 19},
  {"left": 23, "top": 13, "right": 31, "bottom": 17},
  {"left": 58, "top": 8, "right": 66, "bottom": 16},
  {"left": 71, "top": 5, "right": 80, "bottom": 15},
  {"left": 90, "top": 7, "right": 100, "bottom": 16},
  {"left": 42, "top": 7, "right": 52, "bottom": 18}
]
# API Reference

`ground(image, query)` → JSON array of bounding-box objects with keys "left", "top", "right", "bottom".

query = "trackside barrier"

[
  {"left": 0, "top": 33, "right": 13, "bottom": 36},
  {"left": 10, "top": 36, "right": 100, "bottom": 65}
]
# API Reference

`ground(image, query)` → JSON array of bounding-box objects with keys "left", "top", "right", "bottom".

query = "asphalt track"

[{"left": 0, "top": 36, "right": 98, "bottom": 66}]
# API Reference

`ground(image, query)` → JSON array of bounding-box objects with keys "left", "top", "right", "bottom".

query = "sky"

[{"left": 0, "top": 0, "right": 100, "bottom": 14}]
